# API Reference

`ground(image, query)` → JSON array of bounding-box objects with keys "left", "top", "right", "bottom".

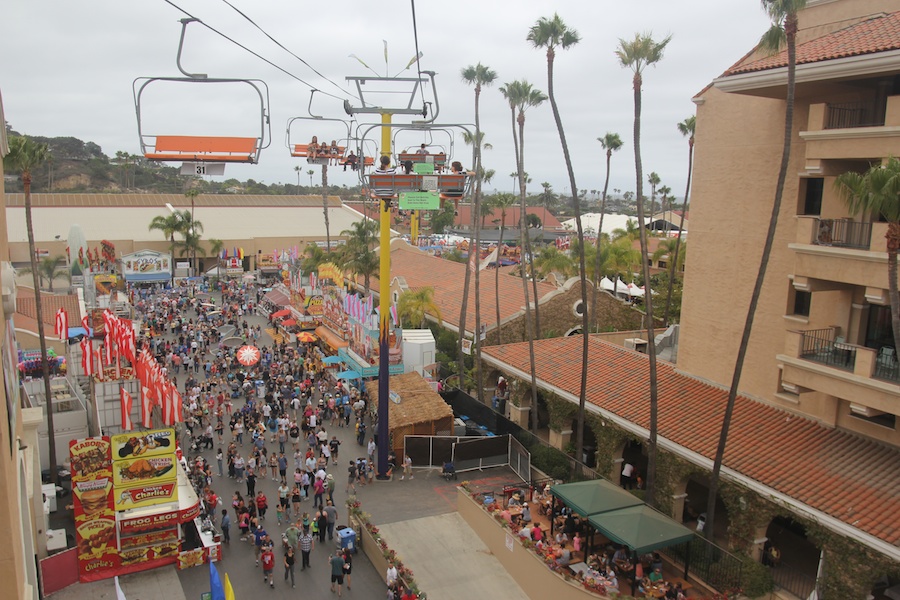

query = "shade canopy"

[
  {"left": 297, "top": 332, "right": 317, "bottom": 343},
  {"left": 336, "top": 370, "right": 361, "bottom": 380},
  {"left": 282, "top": 319, "right": 297, "bottom": 327},
  {"left": 322, "top": 355, "right": 344, "bottom": 365},
  {"left": 271, "top": 309, "right": 291, "bottom": 318},
  {"left": 588, "top": 504, "right": 695, "bottom": 554},
  {"left": 550, "top": 479, "right": 643, "bottom": 517}
]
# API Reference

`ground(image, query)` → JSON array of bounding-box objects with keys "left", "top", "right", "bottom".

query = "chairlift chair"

[{"left": 133, "top": 19, "right": 271, "bottom": 166}]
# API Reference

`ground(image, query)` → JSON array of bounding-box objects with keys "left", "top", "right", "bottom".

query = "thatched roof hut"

[{"left": 365, "top": 372, "right": 454, "bottom": 456}]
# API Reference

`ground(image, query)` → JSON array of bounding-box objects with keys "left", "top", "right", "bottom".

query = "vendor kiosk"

[{"left": 70, "top": 428, "right": 221, "bottom": 582}]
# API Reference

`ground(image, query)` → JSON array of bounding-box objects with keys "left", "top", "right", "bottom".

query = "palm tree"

[
  {"left": 652, "top": 238, "right": 688, "bottom": 275},
  {"left": 489, "top": 193, "right": 518, "bottom": 344},
  {"left": 529, "top": 13, "right": 588, "bottom": 461},
  {"left": 665, "top": 116, "right": 695, "bottom": 326},
  {"left": 208, "top": 238, "right": 224, "bottom": 280},
  {"left": 647, "top": 172, "right": 661, "bottom": 229},
  {"left": 658, "top": 185, "right": 672, "bottom": 230},
  {"left": 592, "top": 133, "right": 624, "bottom": 329},
  {"left": 321, "top": 165, "right": 331, "bottom": 252},
  {"left": 307, "top": 169, "right": 315, "bottom": 187},
  {"left": 534, "top": 245, "right": 575, "bottom": 279},
  {"left": 836, "top": 157, "right": 900, "bottom": 350},
  {"left": 301, "top": 243, "right": 328, "bottom": 274},
  {"left": 705, "top": 0, "right": 806, "bottom": 540},
  {"left": 501, "top": 79, "right": 546, "bottom": 431},
  {"left": 294, "top": 165, "right": 302, "bottom": 193},
  {"left": 460, "top": 62, "right": 497, "bottom": 406},
  {"left": 148, "top": 212, "right": 184, "bottom": 287},
  {"left": 340, "top": 220, "right": 380, "bottom": 294},
  {"left": 19, "top": 255, "right": 69, "bottom": 292},
  {"left": 616, "top": 31, "right": 672, "bottom": 507},
  {"left": 7, "top": 136, "right": 57, "bottom": 484},
  {"left": 397, "top": 287, "right": 442, "bottom": 329}
]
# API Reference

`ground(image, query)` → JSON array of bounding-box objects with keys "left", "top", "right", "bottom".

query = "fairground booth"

[
  {"left": 364, "top": 372, "right": 453, "bottom": 460},
  {"left": 69, "top": 428, "right": 220, "bottom": 582},
  {"left": 120, "top": 250, "right": 172, "bottom": 287}
]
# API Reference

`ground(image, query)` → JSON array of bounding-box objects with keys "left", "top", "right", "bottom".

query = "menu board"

[
  {"left": 70, "top": 437, "right": 119, "bottom": 582},
  {"left": 110, "top": 429, "right": 178, "bottom": 511}
]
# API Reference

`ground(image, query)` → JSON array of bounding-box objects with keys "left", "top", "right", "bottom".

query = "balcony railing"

[
  {"left": 825, "top": 100, "right": 882, "bottom": 129},
  {"left": 799, "top": 328, "right": 856, "bottom": 372},
  {"left": 812, "top": 218, "right": 872, "bottom": 250}
]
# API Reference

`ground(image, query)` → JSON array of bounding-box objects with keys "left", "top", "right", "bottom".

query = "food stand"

[{"left": 70, "top": 428, "right": 220, "bottom": 582}]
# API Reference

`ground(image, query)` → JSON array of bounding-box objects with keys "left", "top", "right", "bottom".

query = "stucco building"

[{"left": 679, "top": 0, "right": 900, "bottom": 448}]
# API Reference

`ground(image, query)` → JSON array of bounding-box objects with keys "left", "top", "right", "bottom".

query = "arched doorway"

[
  {"left": 763, "top": 516, "right": 820, "bottom": 599},
  {"left": 681, "top": 474, "right": 730, "bottom": 547},
  {"left": 619, "top": 439, "right": 648, "bottom": 489}
]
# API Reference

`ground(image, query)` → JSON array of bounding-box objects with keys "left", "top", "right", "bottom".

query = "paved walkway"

[
  {"left": 51, "top": 286, "right": 533, "bottom": 599},
  {"left": 380, "top": 513, "right": 528, "bottom": 600}
]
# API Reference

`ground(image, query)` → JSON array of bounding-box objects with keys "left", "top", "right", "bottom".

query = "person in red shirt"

[{"left": 260, "top": 545, "right": 275, "bottom": 588}]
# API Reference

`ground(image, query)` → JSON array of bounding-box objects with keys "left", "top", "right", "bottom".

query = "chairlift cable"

[
  {"left": 160, "top": 0, "right": 345, "bottom": 101},
  {"left": 218, "top": 0, "right": 353, "bottom": 101},
  {"left": 409, "top": 0, "right": 427, "bottom": 109}
]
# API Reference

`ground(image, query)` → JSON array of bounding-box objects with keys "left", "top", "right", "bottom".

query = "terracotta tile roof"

[
  {"left": 483, "top": 336, "right": 900, "bottom": 547},
  {"left": 727, "top": 11, "right": 900, "bottom": 75},
  {"left": 15, "top": 287, "right": 81, "bottom": 330},
  {"left": 368, "top": 242, "right": 558, "bottom": 334},
  {"left": 453, "top": 206, "right": 564, "bottom": 230}
]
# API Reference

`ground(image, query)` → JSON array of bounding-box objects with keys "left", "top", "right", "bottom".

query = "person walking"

[
  {"left": 323, "top": 499, "right": 338, "bottom": 541},
  {"left": 220, "top": 509, "right": 231, "bottom": 544},
  {"left": 283, "top": 545, "right": 296, "bottom": 588},
  {"left": 401, "top": 454, "right": 413, "bottom": 480},
  {"left": 298, "top": 529, "right": 314, "bottom": 570},
  {"left": 329, "top": 551, "right": 346, "bottom": 597},
  {"left": 261, "top": 542, "right": 275, "bottom": 588},
  {"left": 341, "top": 547, "right": 353, "bottom": 590}
]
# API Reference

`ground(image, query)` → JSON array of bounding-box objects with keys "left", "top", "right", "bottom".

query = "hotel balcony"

[
  {"left": 790, "top": 217, "right": 889, "bottom": 298},
  {"left": 778, "top": 327, "right": 900, "bottom": 418},
  {"left": 800, "top": 95, "right": 900, "bottom": 164}
]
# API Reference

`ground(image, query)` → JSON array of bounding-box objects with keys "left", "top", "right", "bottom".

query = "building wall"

[
  {"left": 0, "top": 95, "right": 32, "bottom": 599},
  {"left": 677, "top": 86, "right": 802, "bottom": 404}
]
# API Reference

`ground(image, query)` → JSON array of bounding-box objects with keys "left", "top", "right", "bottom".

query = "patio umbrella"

[
  {"left": 336, "top": 370, "right": 361, "bottom": 380},
  {"left": 271, "top": 309, "right": 291, "bottom": 318},
  {"left": 243, "top": 273, "right": 256, "bottom": 280},
  {"left": 297, "top": 332, "right": 317, "bottom": 343},
  {"left": 322, "top": 355, "right": 343, "bottom": 365},
  {"left": 237, "top": 345, "right": 261, "bottom": 366}
]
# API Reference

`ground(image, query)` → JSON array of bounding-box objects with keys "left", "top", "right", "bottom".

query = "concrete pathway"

[
  {"left": 49, "top": 567, "right": 186, "bottom": 600},
  {"left": 379, "top": 512, "right": 528, "bottom": 600}
]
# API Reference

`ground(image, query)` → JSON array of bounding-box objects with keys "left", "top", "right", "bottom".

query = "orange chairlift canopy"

[{"left": 133, "top": 18, "right": 271, "bottom": 166}]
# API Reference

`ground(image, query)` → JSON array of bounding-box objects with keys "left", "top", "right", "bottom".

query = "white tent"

[
  {"left": 599, "top": 276, "right": 615, "bottom": 292},
  {"left": 615, "top": 278, "right": 630, "bottom": 295},
  {"left": 626, "top": 283, "right": 645, "bottom": 298}
]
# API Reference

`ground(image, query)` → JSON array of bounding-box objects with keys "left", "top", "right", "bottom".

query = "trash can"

[
  {"left": 255, "top": 380, "right": 265, "bottom": 399},
  {"left": 337, "top": 526, "right": 356, "bottom": 553}
]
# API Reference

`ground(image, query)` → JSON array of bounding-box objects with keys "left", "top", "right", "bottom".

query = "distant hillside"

[{"left": 2, "top": 129, "right": 363, "bottom": 198}]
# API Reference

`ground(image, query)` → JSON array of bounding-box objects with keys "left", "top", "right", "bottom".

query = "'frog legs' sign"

[{"left": 399, "top": 191, "right": 440, "bottom": 210}]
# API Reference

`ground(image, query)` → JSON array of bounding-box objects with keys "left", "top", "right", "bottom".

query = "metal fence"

[
  {"left": 661, "top": 536, "right": 743, "bottom": 593},
  {"left": 770, "top": 559, "right": 819, "bottom": 600},
  {"left": 799, "top": 328, "right": 856, "bottom": 372},
  {"left": 813, "top": 218, "right": 872, "bottom": 250},
  {"left": 826, "top": 100, "right": 881, "bottom": 129}
]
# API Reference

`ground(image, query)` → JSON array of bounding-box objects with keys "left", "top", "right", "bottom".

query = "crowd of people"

[{"left": 128, "top": 279, "right": 393, "bottom": 595}]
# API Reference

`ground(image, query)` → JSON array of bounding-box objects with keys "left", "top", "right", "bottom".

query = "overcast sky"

[{"left": 1, "top": 0, "right": 772, "bottom": 199}]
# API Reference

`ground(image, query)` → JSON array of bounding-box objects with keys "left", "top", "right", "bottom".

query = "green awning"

[
  {"left": 588, "top": 504, "right": 695, "bottom": 554},
  {"left": 549, "top": 479, "right": 643, "bottom": 517}
]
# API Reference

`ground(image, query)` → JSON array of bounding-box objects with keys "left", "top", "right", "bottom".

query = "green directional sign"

[
  {"left": 413, "top": 162, "right": 435, "bottom": 175},
  {"left": 399, "top": 191, "right": 440, "bottom": 210}
]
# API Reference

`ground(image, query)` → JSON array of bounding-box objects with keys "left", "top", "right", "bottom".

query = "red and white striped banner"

[
  {"left": 54, "top": 308, "right": 68, "bottom": 341},
  {"left": 120, "top": 387, "right": 133, "bottom": 431}
]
